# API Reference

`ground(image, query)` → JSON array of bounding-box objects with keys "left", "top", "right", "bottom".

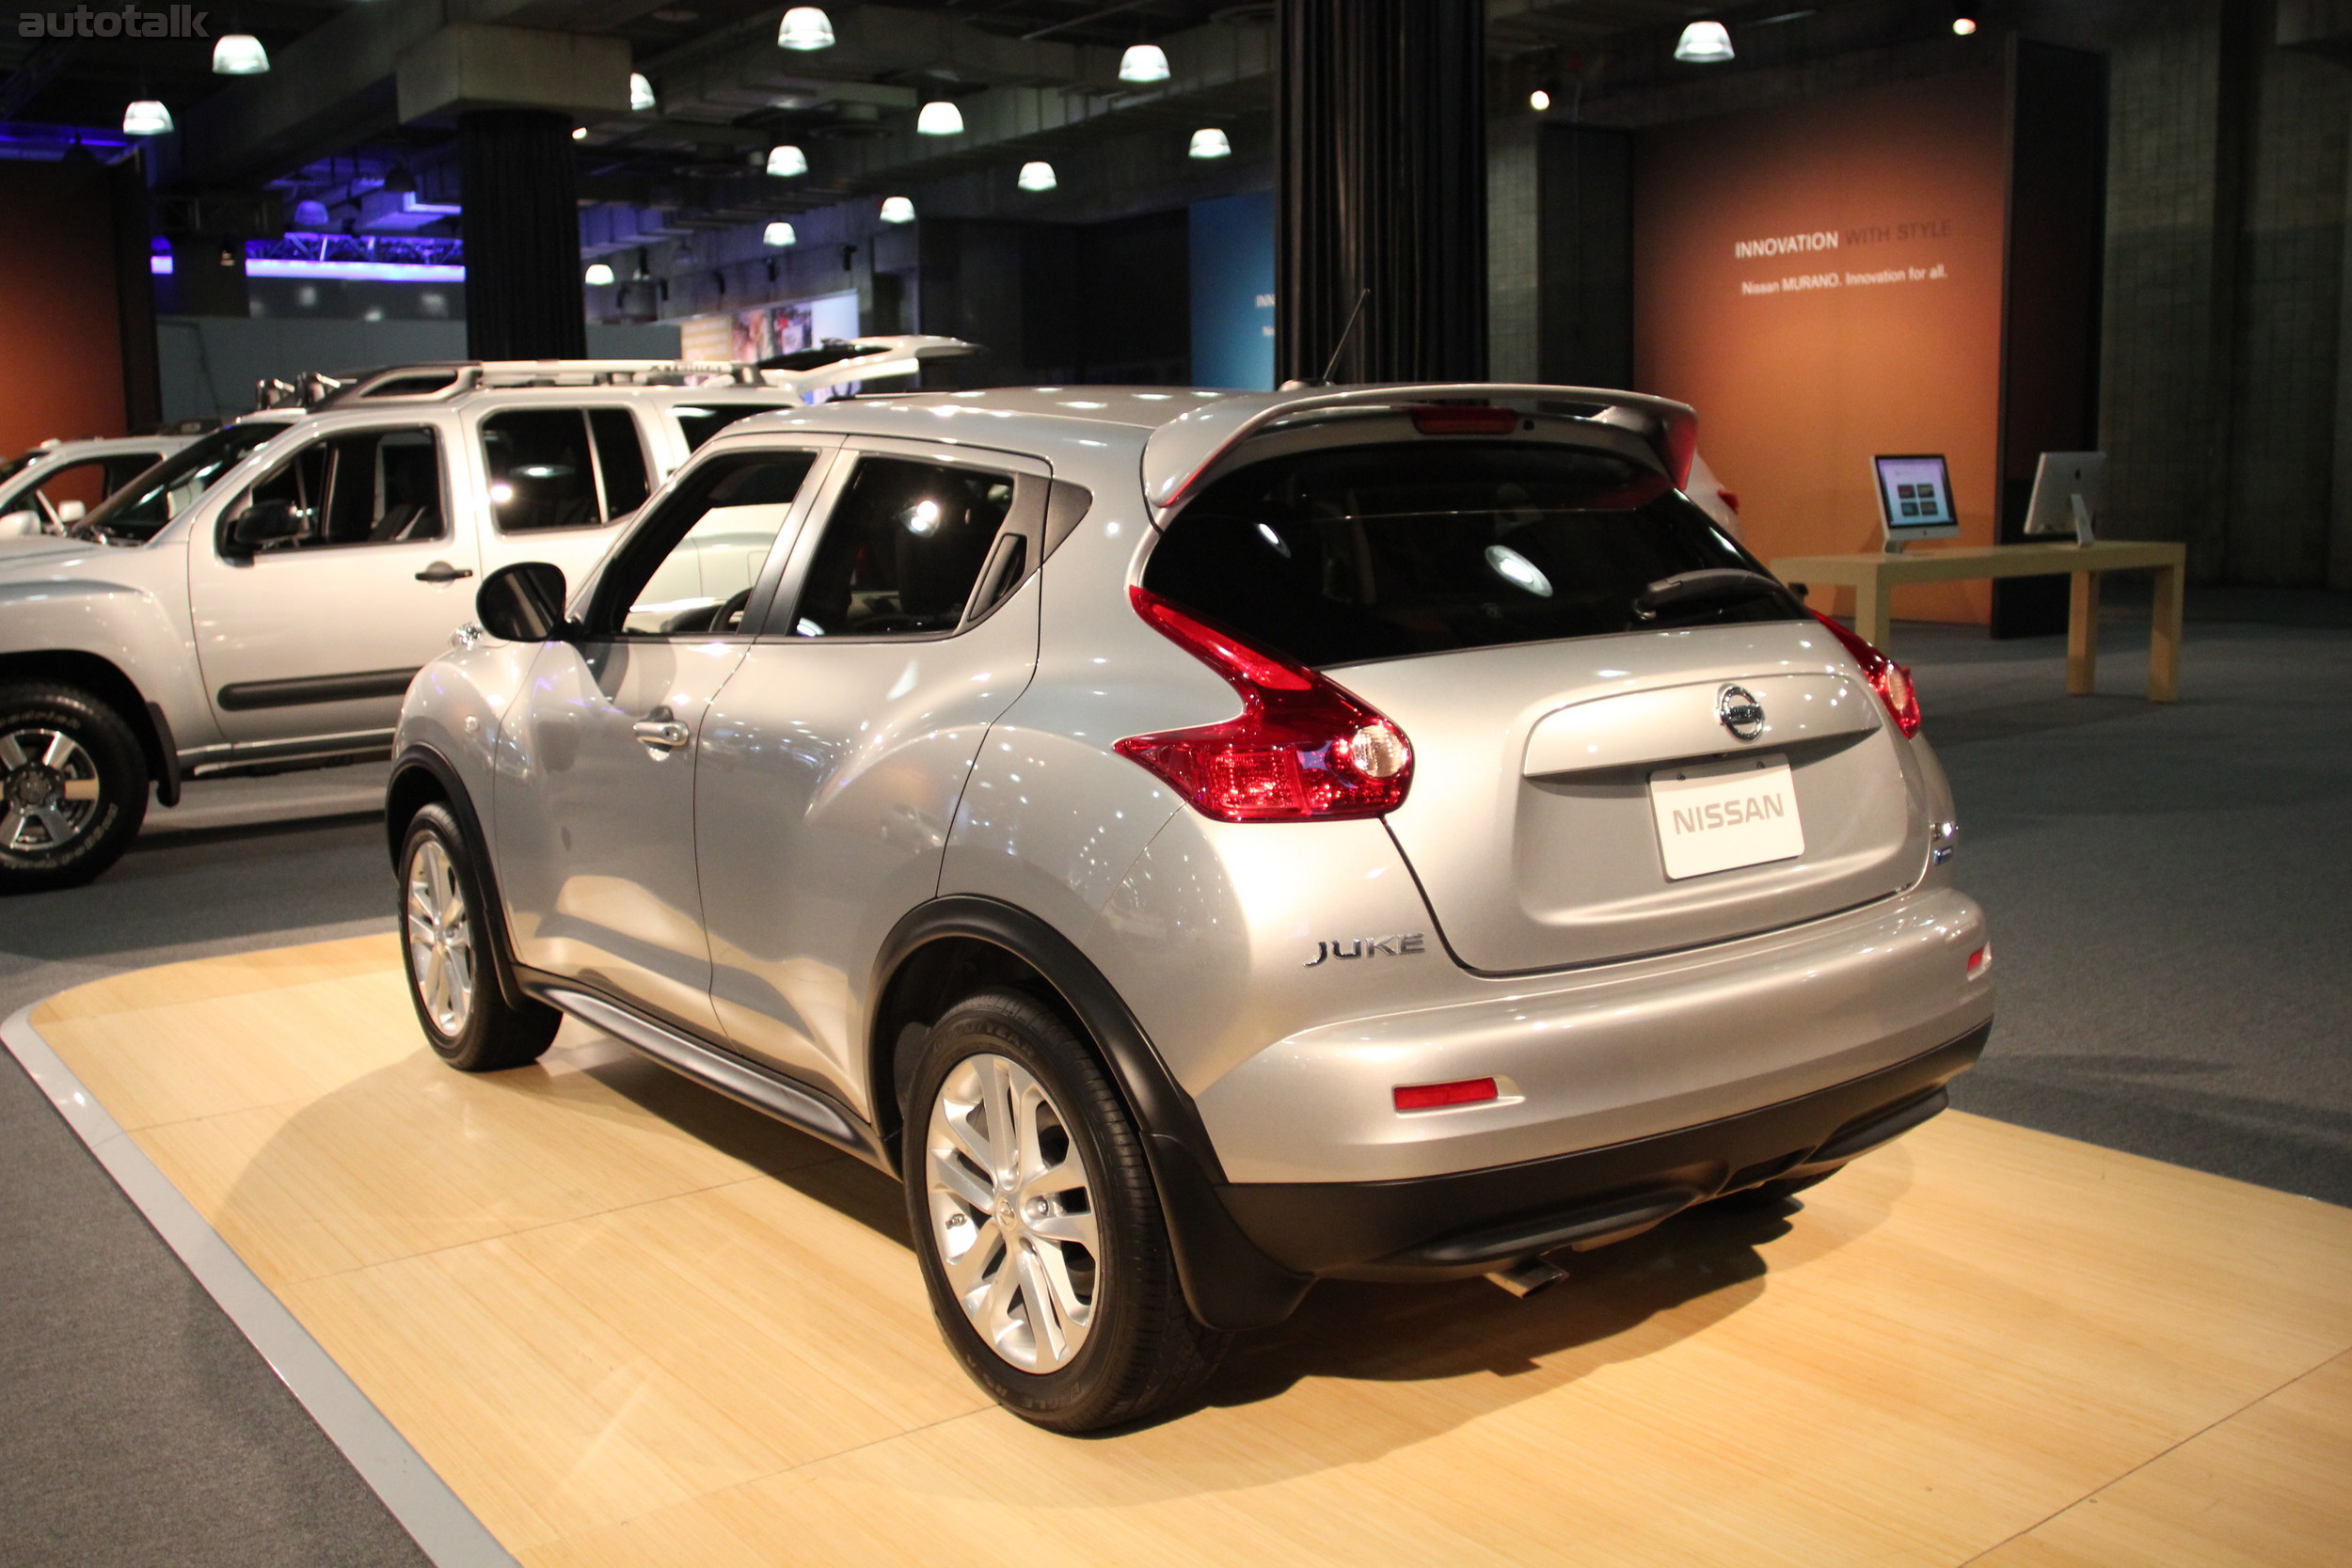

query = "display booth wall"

[
  {"left": 0, "top": 162, "right": 148, "bottom": 452},
  {"left": 1632, "top": 68, "right": 2011, "bottom": 626}
]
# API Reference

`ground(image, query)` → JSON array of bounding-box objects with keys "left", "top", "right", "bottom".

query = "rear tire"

[
  {"left": 904, "top": 988, "right": 1228, "bottom": 1433},
  {"left": 0, "top": 682, "right": 148, "bottom": 894},
  {"left": 398, "top": 802, "right": 558, "bottom": 1071}
]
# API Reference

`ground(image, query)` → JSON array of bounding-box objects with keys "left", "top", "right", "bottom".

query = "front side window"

[
  {"left": 239, "top": 428, "right": 446, "bottom": 551},
  {"left": 598, "top": 451, "right": 818, "bottom": 636},
  {"left": 482, "top": 408, "right": 647, "bottom": 532},
  {"left": 786, "top": 457, "right": 1016, "bottom": 639},
  {"left": 1143, "top": 442, "right": 1800, "bottom": 668},
  {"left": 78, "top": 419, "right": 294, "bottom": 543}
]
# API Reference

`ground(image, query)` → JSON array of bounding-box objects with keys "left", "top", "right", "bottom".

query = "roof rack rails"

[{"left": 251, "top": 337, "right": 978, "bottom": 413}]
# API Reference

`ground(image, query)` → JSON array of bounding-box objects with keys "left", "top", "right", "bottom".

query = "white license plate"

[{"left": 1649, "top": 753, "right": 1805, "bottom": 880}]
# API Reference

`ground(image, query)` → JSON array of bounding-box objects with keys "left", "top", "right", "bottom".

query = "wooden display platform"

[
  {"left": 25, "top": 936, "right": 2352, "bottom": 1567},
  {"left": 1771, "top": 541, "right": 2189, "bottom": 702}
]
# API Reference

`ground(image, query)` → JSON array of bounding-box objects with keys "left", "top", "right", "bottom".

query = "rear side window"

[
  {"left": 786, "top": 456, "right": 1016, "bottom": 638},
  {"left": 482, "top": 408, "right": 649, "bottom": 531},
  {"left": 1143, "top": 443, "right": 1797, "bottom": 667}
]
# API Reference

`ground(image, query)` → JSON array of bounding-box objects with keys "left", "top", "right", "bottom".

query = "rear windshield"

[
  {"left": 673, "top": 403, "right": 794, "bottom": 452},
  {"left": 1142, "top": 442, "right": 1798, "bottom": 667},
  {"left": 76, "top": 419, "right": 294, "bottom": 543}
]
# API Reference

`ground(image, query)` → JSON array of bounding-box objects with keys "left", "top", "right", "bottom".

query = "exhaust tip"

[{"left": 1485, "top": 1257, "right": 1567, "bottom": 1298}]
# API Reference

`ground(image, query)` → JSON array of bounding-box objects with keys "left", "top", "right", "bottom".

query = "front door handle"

[
  {"left": 632, "top": 719, "right": 691, "bottom": 752},
  {"left": 416, "top": 561, "right": 475, "bottom": 584}
]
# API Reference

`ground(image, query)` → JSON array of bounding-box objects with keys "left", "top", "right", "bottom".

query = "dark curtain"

[
  {"left": 461, "top": 110, "right": 587, "bottom": 360},
  {"left": 1275, "top": 0, "right": 1486, "bottom": 385}
]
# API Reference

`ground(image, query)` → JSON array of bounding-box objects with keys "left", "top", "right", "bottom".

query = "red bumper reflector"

[
  {"left": 1967, "top": 942, "right": 1992, "bottom": 978},
  {"left": 1393, "top": 1077, "right": 1500, "bottom": 1112}
]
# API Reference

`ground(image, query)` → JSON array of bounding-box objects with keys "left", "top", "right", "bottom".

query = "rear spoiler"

[
  {"left": 1140, "top": 383, "right": 1698, "bottom": 523},
  {"left": 255, "top": 336, "right": 979, "bottom": 411}
]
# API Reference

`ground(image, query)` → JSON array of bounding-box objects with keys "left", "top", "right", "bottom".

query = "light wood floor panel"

[{"left": 32, "top": 941, "right": 2352, "bottom": 1566}]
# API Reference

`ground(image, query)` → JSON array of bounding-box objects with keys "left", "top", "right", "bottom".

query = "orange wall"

[
  {"left": 1634, "top": 67, "right": 2009, "bottom": 624},
  {"left": 0, "top": 163, "right": 130, "bottom": 453}
]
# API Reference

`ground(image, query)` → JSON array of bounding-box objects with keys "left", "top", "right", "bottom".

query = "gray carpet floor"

[{"left": 0, "top": 593, "right": 2345, "bottom": 1564}]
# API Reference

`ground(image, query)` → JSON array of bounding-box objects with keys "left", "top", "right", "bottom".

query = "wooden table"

[{"left": 1771, "top": 539, "right": 2189, "bottom": 702}]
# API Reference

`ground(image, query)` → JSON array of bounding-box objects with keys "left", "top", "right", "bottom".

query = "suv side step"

[{"left": 531, "top": 983, "right": 892, "bottom": 1172}]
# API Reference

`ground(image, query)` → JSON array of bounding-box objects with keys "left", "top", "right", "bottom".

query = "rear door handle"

[
  {"left": 416, "top": 561, "right": 475, "bottom": 583},
  {"left": 632, "top": 720, "right": 691, "bottom": 752}
]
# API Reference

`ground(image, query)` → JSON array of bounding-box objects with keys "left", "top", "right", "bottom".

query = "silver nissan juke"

[{"left": 386, "top": 381, "right": 1993, "bottom": 1432}]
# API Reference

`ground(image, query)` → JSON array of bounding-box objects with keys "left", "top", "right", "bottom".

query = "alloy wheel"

[
  {"left": 0, "top": 726, "right": 102, "bottom": 854},
  {"left": 925, "top": 1052, "right": 1101, "bottom": 1372},
  {"left": 405, "top": 838, "right": 475, "bottom": 1035}
]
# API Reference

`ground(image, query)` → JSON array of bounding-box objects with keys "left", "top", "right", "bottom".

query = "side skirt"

[{"left": 518, "top": 975, "right": 893, "bottom": 1173}]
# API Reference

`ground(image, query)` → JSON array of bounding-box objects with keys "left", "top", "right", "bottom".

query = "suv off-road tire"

[
  {"left": 0, "top": 682, "right": 150, "bottom": 894},
  {"left": 398, "top": 802, "right": 559, "bottom": 1071},
  {"left": 904, "top": 988, "right": 1229, "bottom": 1433}
]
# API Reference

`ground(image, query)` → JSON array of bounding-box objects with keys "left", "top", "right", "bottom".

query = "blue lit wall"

[{"left": 1189, "top": 190, "right": 1275, "bottom": 391}]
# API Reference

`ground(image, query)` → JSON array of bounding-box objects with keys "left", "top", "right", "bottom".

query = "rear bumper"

[{"left": 1217, "top": 1021, "right": 1985, "bottom": 1282}]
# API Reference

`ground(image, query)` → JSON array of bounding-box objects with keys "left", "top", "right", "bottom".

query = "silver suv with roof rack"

[
  {"left": 388, "top": 379, "right": 1993, "bottom": 1433},
  {"left": 0, "top": 339, "right": 971, "bottom": 892}
]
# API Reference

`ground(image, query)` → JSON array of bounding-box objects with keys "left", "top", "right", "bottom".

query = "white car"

[
  {"left": 0, "top": 433, "right": 198, "bottom": 538},
  {"left": 0, "top": 341, "right": 971, "bottom": 891}
]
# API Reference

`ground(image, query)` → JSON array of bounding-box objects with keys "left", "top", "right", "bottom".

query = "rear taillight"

[
  {"left": 1811, "top": 610, "right": 1922, "bottom": 738},
  {"left": 1116, "top": 587, "right": 1413, "bottom": 822}
]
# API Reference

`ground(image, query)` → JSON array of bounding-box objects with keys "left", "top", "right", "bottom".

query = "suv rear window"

[{"left": 1142, "top": 443, "right": 1798, "bottom": 668}]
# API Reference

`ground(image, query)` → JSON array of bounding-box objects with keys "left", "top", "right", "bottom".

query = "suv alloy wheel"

[
  {"left": 904, "top": 989, "right": 1228, "bottom": 1431},
  {"left": 397, "top": 802, "right": 560, "bottom": 1070},
  {"left": 0, "top": 684, "right": 148, "bottom": 894}
]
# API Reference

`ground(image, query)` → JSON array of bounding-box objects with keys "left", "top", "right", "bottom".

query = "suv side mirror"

[
  {"left": 0, "top": 510, "right": 40, "bottom": 538},
  {"left": 227, "top": 499, "right": 304, "bottom": 554},
  {"left": 476, "top": 562, "right": 572, "bottom": 642}
]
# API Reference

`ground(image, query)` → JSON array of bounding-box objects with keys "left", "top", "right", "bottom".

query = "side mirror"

[
  {"left": 0, "top": 510, "right": 40, "bottom": 539},
  {"left": 55, "top": 499, "right": 86, "bottom": 524},
  {"left": 227, "top": 499, "right": 304, "bottom": 554},
  {"left": 476, "top": 562, "right": 571, "bottom": 642}
]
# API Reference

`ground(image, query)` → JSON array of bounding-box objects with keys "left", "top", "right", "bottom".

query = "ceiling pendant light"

[
  {"left": 584, "top": 262, "right": 616, "bottom": 286},
  {"left": 1529, "top": 88, "right": 1551, "bottom": 111},
  {"left": 764, "top": 221, "right": 797, "bottom": 247},
  {"left": 879, "top": 196, "right": 915, "bottom": 224},
  {"left": 765, "top": 144, "right": 808, "bottom": 177},
  {"left": 777, "top": 7, "right": 835, "bottom": 51},
  {"left": 1017, "top": 160, "right": 1057, "bottom": 192},
  {"left": 292, "top": 198, "right": 329, "bottom": 228},
  {"left": 1950, "top": 6, "right": 1979, "bottom": 35},
  {"left": 629, "top": 72, "right": 658, "bottom": 112},
  {"left": 916, "top": 100, "right": 964, "bottom": 135},
  {"left": 212, "top": 33, "right": 269, "bottom": 74},
  {"left": 122, "top": 99, "right": 173, "bottom": 135},
  {"left": 1188, "top": 127, "right": 1231, "bottom": 159},
  {"left": 571, "top": 125, "right": 588, "bottom": 140},
  {"left": 1674, "top": 21, "right": 1734, "bottom": 63},
  {"left": 1119, "top": 43, "right": 1170, "bottom": 84}
]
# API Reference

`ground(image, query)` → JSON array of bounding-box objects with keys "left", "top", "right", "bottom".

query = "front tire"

[
  {"left": 398, "top": 802, "right": 558, "bottom": 1071},
  {"left": 0, "top": 682, "right": 149, "bottom": 894},
  {"left": 904, "top": 989, "right": 1227, "bottom": 1432}
]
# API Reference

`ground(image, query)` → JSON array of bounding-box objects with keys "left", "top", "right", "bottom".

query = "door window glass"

[
  {"left": 79, "top": 419, "right": 294, "bottom": 543},
  {"left": 242, "top": 428, "right": 446, "bottom": 550},
  {"left": 483, "top": 410, "right": 597, "bottom": 532},
  {"left": 26, "top": 458, "right": 114, "bottom": 521},
  {"left": 589, "top": 409, "right": 651, "bottom": 515},
  {"left": 787, "top": 456, "right": 1016, "bottom": 639},
  {"left": 603, "top": 451, "right": 818, "bottom": 636}
]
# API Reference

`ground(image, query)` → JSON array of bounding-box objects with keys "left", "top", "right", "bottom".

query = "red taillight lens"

[
  {"left": 1409, "top": 404, "right": 1518, "bottom": 436},
  {"left": 1810, "top": 610, "right": 1922, "bottom": 738},
  {"left": 1117, "top": 587, "right": 1413, "bottom": 822},
  {"left": 1393, "top": 1077, "right": 1499, "bottom": 1112}
]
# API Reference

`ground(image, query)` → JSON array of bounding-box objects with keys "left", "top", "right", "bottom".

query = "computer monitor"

[
  {"left": 2023, "top": 451, "right": 2104, "bottom": 545},
  {"left": 1871, "top": 454, "right": 1960, "bottom": 550}
]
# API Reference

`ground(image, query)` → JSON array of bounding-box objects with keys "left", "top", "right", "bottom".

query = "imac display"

[
  {"left": 1872, "top": 454, "right": 1960, "bottom": 548},
  {"left": 2023, "top": 451, "right": 2105, "bottom": 545}
]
